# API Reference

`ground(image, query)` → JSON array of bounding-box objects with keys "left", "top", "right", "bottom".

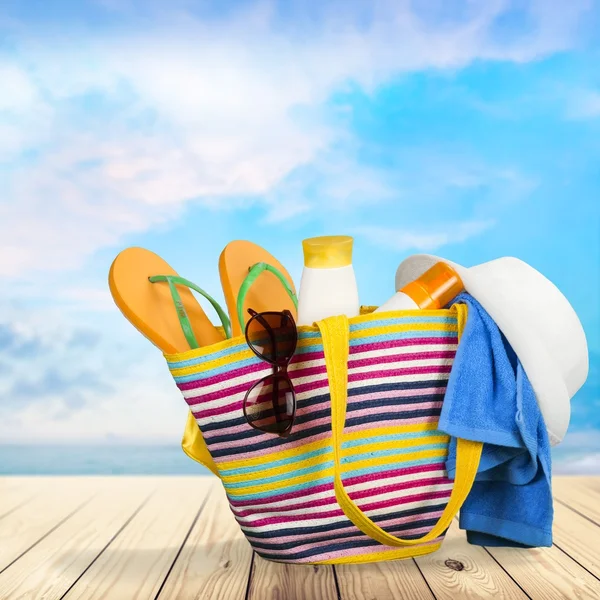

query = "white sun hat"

[{"left": 395, "top": 255, "right": 589, "bottom": 446}]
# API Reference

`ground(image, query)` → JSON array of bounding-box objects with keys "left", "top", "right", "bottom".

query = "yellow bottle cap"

[
  {"left": 302, "top": 235, "right": 354, "bottom": 268},
  {"left": 400, "top": 262, "right": 464, "bottom": 309}
]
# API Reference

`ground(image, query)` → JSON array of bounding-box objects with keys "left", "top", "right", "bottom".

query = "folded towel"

[{"left": 440, "top": 292, "right": 553, "bottom": 547}]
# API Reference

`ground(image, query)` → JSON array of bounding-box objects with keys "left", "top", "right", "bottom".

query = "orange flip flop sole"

[{"left": 219, "top": 240, "right": 297, "bottom": 337}]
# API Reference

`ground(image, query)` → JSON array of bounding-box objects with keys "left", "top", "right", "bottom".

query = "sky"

[{"left": 0, "top": 0, "right": 599, "bottom": 472}]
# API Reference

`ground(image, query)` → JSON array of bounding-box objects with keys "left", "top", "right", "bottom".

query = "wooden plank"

[
  {"left": 0, "top": 477, "right": 46, "bottom": 518},
  {"left": 336, "top": 558, "right": 434, "bottom": 600},
  {"left": 577, "top": 477, "right": 600, "bottom": 495},
  {"left": 486, "top": 543, "right": 600, "bottom": 599},
  {"left": 62, "top": 477, "right": 214, "bottom": 600},
  {"left": 552, "top": 501, "right": 600, "bottom": 578},
  {"left": 248, "top": 555, "right": 338, "bottom": 600},
  {"left": 157, "top": 482, "right": 253, "bottom": 600},
  {"left": 0, "top": 477, "right": 156, "bottom": 600},
  {"left": 554, "top": 476, "right": 599, "bottom": 489},
  {"left": 0, "top": 477, "right": 100, "bottom": 572},
  {"left": 553, "top": 477, "right": 600, "bottom": 523},
  {"left": 414, "top": 520, "right": 528, "bottom": 600}
]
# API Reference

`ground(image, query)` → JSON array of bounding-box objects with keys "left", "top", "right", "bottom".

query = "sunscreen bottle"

[
  {"left": 375, "top": 262, "right": 463, "bottom": 312},
  {"left": 297, "top": 235, "right": 360, "bottom": 325}
]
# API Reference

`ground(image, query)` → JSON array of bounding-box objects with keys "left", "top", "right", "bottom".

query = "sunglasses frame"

[{"left": 243, "top": 308, "right": 298, "bottom": 437}]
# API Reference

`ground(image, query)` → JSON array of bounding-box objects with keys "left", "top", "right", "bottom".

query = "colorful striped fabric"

[{"left": 165, "top": 310, "right": 459, "bottom": 564}]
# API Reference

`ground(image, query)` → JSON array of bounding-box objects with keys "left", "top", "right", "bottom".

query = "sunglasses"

[
  {"left": 238, "top": 262, "right": 299, "bottom": 437},
  {"left": 243, "top": 308, "right": 298, "bottom": 437}
]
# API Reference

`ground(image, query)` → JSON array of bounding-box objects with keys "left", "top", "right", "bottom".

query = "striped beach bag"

[{"left": 165, "top": 306, "right": 483, "bottom": 564}]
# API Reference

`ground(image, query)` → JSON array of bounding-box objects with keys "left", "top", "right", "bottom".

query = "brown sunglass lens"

[
  {"left": 244, "top": 373, "right": 295, "bottom": 434},
  {"left": 246, "top": 311, "right": 296, "bottom": 365}
]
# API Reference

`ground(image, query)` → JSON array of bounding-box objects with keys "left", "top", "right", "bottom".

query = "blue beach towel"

[{"left": 440, "top": 293, "right": 553, "bottom": 547}]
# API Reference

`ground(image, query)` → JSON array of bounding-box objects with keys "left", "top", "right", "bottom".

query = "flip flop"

[
  {"left": 219, "top": 240, "right": 297, "bottom": 336},
  {"left": 109, "top": 246, "right": 225, "bottom": 476}
]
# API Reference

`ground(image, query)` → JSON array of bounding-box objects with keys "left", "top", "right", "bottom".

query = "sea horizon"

[
  {"left": 0, "top": 443, "right": 597, "bottom": 476},
  {"left": 0, "top": 444, "right": 210, "bottom": 475}
]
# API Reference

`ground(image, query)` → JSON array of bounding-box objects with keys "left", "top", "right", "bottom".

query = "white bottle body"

[
  {"left": 297, "top": 264, "right": 360, "bottom": 325},
  {"left": 374, "top": 291, "right": 419, "bottom": 313}
]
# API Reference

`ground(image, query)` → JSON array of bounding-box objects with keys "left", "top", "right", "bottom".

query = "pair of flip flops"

[{"left": 108, "top": 242, "right": 297, "bottom": 475}]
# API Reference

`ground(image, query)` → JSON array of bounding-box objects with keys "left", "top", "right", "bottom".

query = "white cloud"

[
  {"left": 552, "top": 429, "right": 600, "bottom": 474},
  {"left": 355, "top": 220, "right": 496, "bottom": 252},
  {"left": 0, "top": 1, "right": 591, "bottom": 278},
  {"left": 553, "top": 453, "right": 600, "bottom": 474},
  {"left": 0, "top": 63, "right": 40, "bottom": 112},
  {"left": 0, "top": 299, "right": 188, "bottom": 443},
  {"left": 0, "top": 362, "right": 187, "bottom": 444}
]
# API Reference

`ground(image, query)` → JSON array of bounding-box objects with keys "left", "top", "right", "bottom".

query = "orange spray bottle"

[{"left": 375, "top": 262, "right": 464, "bottom": 312}]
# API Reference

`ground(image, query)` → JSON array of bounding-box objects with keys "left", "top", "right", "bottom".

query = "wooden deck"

[{"left": 0, "top": 476, "right": 598, "bottom": 599}]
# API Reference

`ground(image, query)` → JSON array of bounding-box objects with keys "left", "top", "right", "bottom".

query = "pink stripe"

[
  {"left": 342, "top": 415, "right": 441, "bottom": 436},
  {"left": 176, "top": 336, "right": 456, "bottom": 393},
  {"left": 178, "top": 347, "right": 454, "bottom": 391},
  {"left": 237, "top": 489, "right": 451, "bottom": 528},
  {"left": 294, "top": 536, "right": 442, "bottom": 564},
  {"left": 227, "top": 463, "right": 445, "bottom": 508},
  {"left": 200, "top": 400, "right": 443, "bottom": 449},
  {"left": 183, "top": 363, "right": 449, "bottom": 404},
  {"left": 252, "top": 524, "right": 436, "bottom": 558},
  {"left": 285, "top": 351, "right": 453, "bottom": 382},
  {"left": 292, "top": 337, "right": 456, "bottom": 366},
  {"left": 207, "top": 414, "right": 443, "bottom": 462},
  {"left": 191, "top": 366, "right": 448, "bottom": 418},
  {"left": 231, "top": 476, "right": 450, "bottom": 518},
  {"left": 347, "top": 385, "right": 446, "bottom": 406},
  {"left": 243, "top": 509, "right": 445, "bottom": 545},
  {"left": 290, "top": 351, "right": 455, "bottom": 381},
  {"left": 349, "top": 336, "right": 457, "bottom": 356},
  {"left": 348, "top": 364, "right": 452, "bottom": 382},
  {"left": 350, "top": 349, "right": 454, "bottom": 369},
  {"left": 193, "top": 377, "right": 438, "bottom": 419}
]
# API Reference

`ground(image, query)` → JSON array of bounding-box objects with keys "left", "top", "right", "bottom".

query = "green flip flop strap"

[
  {"left": 236, "top": 262, "right": 299, "bottom": 332},
  {"left": 149, "top": 275, "right": 232, "bottom": 348}
]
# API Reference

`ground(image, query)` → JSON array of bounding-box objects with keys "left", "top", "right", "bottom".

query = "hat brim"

[{"left": 395, "top": 254, "right": 570, "bottom": 445}]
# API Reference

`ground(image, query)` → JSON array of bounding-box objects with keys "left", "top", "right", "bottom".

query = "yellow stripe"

[
  {"left": 164, "top": 309, "right": 457, "bottom": 362},
  {"left": 220, "top": 433, "right": 449, "bottom": 484},
  {"left": 224, "top": 448, "right": 448, "bottom": 497},
  {"left": 219, "top": 437, "right": 333, "bottom": 471},
  {"left": 167, "top": 321, "right": 458, "bottom": 375},
  {"left": 340, "top": 434, "right": 449, "bottom": 458},
  {"left": 310, "top": 541, "right": 441, "bottom": 564},
  {"left": 222, "top": 450, "right": 333, "bottom": 484},
  {"left": 342, "top": 422, "right": 440, "bottom": 441},
  {"left": 218, "top": 422, "right": 440, "bottom": 471}
]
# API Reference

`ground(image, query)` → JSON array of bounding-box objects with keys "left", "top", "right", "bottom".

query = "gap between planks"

[{"left": 0, "top": 477, "right": 599, "bottom": 600}]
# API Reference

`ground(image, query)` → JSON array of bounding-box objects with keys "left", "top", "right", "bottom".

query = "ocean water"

[
  {"left": 0, "top": 445, "right": 211, "bottom": 475},
  {"left": 0, "top": 444, "right": 594, "bottom": 475}
]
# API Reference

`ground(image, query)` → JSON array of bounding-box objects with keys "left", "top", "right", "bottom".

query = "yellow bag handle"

[
  {"left": 316, "top": 307, "right": 482, "bottom": 547},
  {"left": 181, "top": 411, "right": 221, "bottom": 477}
]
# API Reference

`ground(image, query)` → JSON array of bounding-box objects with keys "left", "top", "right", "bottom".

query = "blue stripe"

[
  {"left": 341, "top": 430, "right": 446, "bottom": 450},
  {"left": 241, "top": 501, "right": 447, "bottom": 539},
  {"left": 224, "top": 456, "right": 444, "bottom": 501},
  {"left": 208, "top": 407, "right": 443, "bottom": 458},
  {"left": 219, "top": 445, "right": 333, "bottom": 477},
  {"left": 225, "top": 460, "right": 335, "bottom": 489},
  {"left": 349, "top": 315, "right": 457, "bottom": 331},
  {"left": 340, "top": 443, "right": 448, "bottom": 464},
  {"left": 173, "top": 355, "right": 262, "bottom": 382},
  {"left": 223, "top": 442, "right": 447, "bottom": 489},
  {"left": 219, "top": 429, "right": 445, "bottom": 478},
  {"left": 168, "top": 327, "right": 457, "bottom": 372}
]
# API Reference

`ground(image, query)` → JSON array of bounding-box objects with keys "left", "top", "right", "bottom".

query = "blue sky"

[{"left": 0, "top": 1, "right": 599, "bottom": 471}]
